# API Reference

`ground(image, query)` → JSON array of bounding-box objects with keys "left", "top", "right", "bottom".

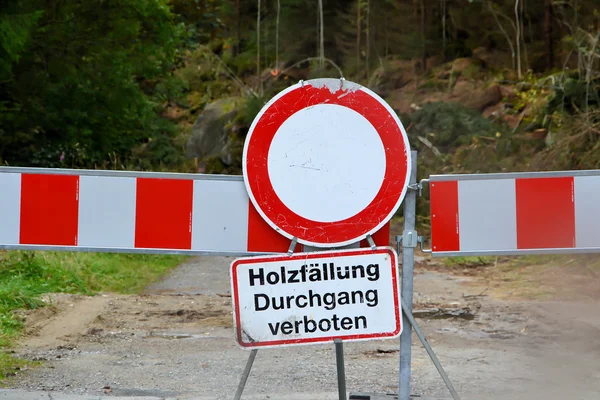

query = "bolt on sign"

[{"left": 230, "top": 247, "right": 401, "bottom": 348}]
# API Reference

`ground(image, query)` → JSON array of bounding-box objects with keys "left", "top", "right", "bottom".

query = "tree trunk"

[
  {"left": 521, "top": 0, "right": 529, "bottom": 71},
  {"left": 441, "top": 0, "right": 447, "bottom": 60},
  {"left": 366, "top": 0, "right": 370, "bottom": 79},
  {"left": 384, "top": 8, "right": 388, "bottom": 57},
  {"left": 544, "top": 0, "right": 553, "bottom": 69},
  {"left": 256, "top": 0, "right": 261, "bottom": 94},
  {"left": 356, "top": 0, "right": 361, "bottom": 71},
  {"left": 276, "top": 0, "right": 280, "bottom": 71},
  {"left": 235, "top": 0, "right": 240, "bottom": 56},
  {"left": 318, "top": 0, "right": 324, "bottom": 70},
  {"left": 421, "top": 0, "right": 426, "bottom": 71},
  {"left": 487, "top": 0, "right": 515, "bottom": 71},
  {"left": 514, "top": 0, "right": 522, "bottom": 79}
]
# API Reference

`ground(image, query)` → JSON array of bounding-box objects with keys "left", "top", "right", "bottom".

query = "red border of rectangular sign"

[{"left": 230, "top": 247, "right": 401, "bottom": 348}]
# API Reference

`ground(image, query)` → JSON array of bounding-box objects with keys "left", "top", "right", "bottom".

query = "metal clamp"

[
  {"left": 418, "top": 236, "right": 432, "bottom": 254},
  {"left": 396, "top": 232, "right": 432, "bottom": 253},
  {"left": 287, "top": 237, "right": 298, "bottom": 255},
  {"left": 407, "top": 178, "right": 430, "bottom": 197},
  {"left": 402, "top": 230, "right": 418, "bottom": 248}
]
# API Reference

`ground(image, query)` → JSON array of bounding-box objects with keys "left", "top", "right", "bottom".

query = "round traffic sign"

[{"left": 243, "top": 78, "right": 411, "bottom": 248}]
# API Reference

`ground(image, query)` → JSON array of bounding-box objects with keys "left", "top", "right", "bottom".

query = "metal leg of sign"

[
  {"left": 366, "top": 234, "right": 377, "bottom": 250},
  {"left": 287, "top": 237, "right": 298, "bottom": 255},
  {"left": 399, "top": 151, "right": 418, "bottom": 400},
  {"left": 400, "top": 299, "right": 461, "bottom": 400},
  {"left": 334, "top": 339, "right": 348, "bottom": 400},
  {"left": 233, "top": 349, "right": 258, "bottom": 400},
  {"left": 232, "top": 237, "right": 299, "bottom": 400}
]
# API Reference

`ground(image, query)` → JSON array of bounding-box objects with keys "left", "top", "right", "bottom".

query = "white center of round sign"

[{"left": 267, "top": 104, "right": 386, "bottom": 223}]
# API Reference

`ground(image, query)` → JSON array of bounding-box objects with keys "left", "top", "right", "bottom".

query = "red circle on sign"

[{"left": 243, "top": 79, "right": 411, "bottom": 247}]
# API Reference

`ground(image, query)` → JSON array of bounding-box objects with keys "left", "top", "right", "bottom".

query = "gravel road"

[{"left": 3, "top": 255, "right": 600, "bottom": 400}]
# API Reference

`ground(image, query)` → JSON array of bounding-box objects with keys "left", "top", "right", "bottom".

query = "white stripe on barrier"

[
  {"left": 574, "top": 176, "right": 600, "bottom": 248},
  {"left": 78, "top": 176, "right": 137, "bottom": 248},
  {"left": 191, "top": 179, "right": 249, "bottom": 252},
  {"left": 0, "top": 173, "right": 21, "bottom": 245},
  {"left": 458, "top": 179, "right": 517, "bottom": 252}
]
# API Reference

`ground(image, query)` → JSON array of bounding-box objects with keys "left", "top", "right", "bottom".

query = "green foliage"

[
  {"left": 406, "top": 101, "right": 499, "bottom": 150},
  {"left": 0, "top": 352, "right": 31, "bottom": 380},
  {"left": 548, "top": 76, "right": 600, "bottom": 114},
  {"left": 531, "top": 109, "right": 600, "bottom": 171},
  {"left": 0, "top": 250, "right": 183, "bottom": 378},
  {"left": 443, "top": 256, "right": 496, "bottom": 268},
  {"left": 0, "top": 249, "right": 184, "bottom": 377},
  {"left": 0, "top": 0, "right": 185, "bottom": 169},
  {"left": 0, "top": 2, "right": 41, "bottom": 81},
  {"left": 240, "top": 95, "right": 267, "bottom": 127}
]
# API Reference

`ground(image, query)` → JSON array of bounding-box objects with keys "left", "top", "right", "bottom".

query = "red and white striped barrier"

[
  {"left": 429, "top": 170, "right": 600, "bottom": 256},
  {"left": 0, "top": 168, "right": 389, "bottom": 255}
]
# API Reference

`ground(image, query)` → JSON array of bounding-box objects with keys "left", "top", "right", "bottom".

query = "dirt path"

[{"left": 4, "top": 255, "right": 600, "bottom": 400}]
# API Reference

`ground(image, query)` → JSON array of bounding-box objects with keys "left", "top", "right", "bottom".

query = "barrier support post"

[
  {"left": 399, "top": 151, "right": 418, "bottom": 400},
  {"left": 335, "top": 339, "right": 347, "bottom": 400}
]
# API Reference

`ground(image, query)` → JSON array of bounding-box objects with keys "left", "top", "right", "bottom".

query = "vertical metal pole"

[
  {"left": 334, "top": 339, "right": 347, "bottom": 400},
  {"left": 399, "top": 151, "right": 418, "bottom": 400},
  {"left": 233, "top": 349, "right": 258, "bottom": 400}
]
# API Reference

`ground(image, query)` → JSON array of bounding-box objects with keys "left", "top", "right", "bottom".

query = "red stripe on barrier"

[
  {"left": 430, "top": 181, "right": 460, "bottom": 252},
  {"left": 135, "top": 178, "right": 193, "bottom": 250},
  {"left": 247, "top": 201, "right": 290, "bottom": 252},
  {"left": 20, "top": 174, "right": 79, "bottom": 246},
  {"left": 516, "top": 177, "right": 575, "bottom": 249}
]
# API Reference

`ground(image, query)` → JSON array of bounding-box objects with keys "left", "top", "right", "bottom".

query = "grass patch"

[
  {"left": 0, "top": 250, "right": 185, "bottom": 378},
  {"left": 0, "top": 352, "right": 33, "bottom": 380},
  {"left": 443, "top": 256, "right": 497, "bottom": 268}
]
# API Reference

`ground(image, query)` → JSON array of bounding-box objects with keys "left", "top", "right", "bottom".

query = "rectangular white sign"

[{"left": 230, "top": 247, "right": 402, "bottom": 348}]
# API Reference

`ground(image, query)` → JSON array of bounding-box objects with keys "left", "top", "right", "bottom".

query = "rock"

[
  {"left": 499, "top": 85, "right": 517, "bottom": 100},
  {"left": 455, "top": 82, "right": 503, "bottom": 111},
  {"left": 186, "top": 97, "right": 242, "bottom": 167},
  {"left": 451, "top": 57, "right": 475, "bottom": 74},
  {"left": 532, "top": 128, "right": 548, "bottom": 140},
  {"left": 369, "top": 59, "right": 417, "bottom": 98}
]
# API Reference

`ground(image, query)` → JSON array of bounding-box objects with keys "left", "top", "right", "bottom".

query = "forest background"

[{"left": 1, "top": 0, "right": 600, "bottom": 177}]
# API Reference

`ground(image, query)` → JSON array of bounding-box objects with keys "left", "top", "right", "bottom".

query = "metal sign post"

[
  {"left": 335, "top": 339, "right": 347, "bottom": 400},
  {"left": 399, "top": 151, "right": 418, "bottom": 400},
  {"left": 395, "top": 152, "right": 461, "bottom": 400}
]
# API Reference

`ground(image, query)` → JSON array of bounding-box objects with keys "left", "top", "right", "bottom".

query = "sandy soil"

[{"left": 3, "top": 253, "right": 600, "bottom": 400}]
